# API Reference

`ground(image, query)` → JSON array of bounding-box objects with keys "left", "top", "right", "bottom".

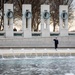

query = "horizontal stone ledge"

[{"left": 0, "top": 49, "right": 75, "bottom": 54}]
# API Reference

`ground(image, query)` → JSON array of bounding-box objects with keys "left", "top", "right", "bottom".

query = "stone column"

[
  {"left": 41, "top": 5, "right": 50, "bottom": 37},
  {"left": 22, "top": 4, "right": 32, "bottom": 38},
  {"left": 59, "top": 5, "right": 68, "bottom": 36},
  {"left": 4, "top": 4, "right": 13, "bottom": 37}
]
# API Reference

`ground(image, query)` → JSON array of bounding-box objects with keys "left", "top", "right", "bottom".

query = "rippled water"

[{"left": 0, "top": 57, "right": 75, "bottom": 75}]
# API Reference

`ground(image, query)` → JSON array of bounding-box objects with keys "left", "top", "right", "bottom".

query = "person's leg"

[
  {"left": 55, "top": 44, "right": 57, "bottom": 50},
  {"left": 55, "top": 44, "right": 56, "bottom": 49}
]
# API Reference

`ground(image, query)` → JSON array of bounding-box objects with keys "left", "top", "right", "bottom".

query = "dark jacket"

[{"left": 54, "top": 39, "right": 59, "bottom": 45}]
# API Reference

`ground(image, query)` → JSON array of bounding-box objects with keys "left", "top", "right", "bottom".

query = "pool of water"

[{"left": 0, "top": 57, "right": 75, "bottom": 75}]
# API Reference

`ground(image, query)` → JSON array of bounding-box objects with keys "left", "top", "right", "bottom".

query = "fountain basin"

[{"left": 0, "top": 48, "right": 75, "bottom": 58}]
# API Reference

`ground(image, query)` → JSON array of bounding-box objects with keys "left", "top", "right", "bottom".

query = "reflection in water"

[{"left": 0, "top": 57, "right": 75, "bottom": 75}]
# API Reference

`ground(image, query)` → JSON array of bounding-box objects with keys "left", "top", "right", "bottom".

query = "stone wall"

[{"left": 0, "top": 36, "right": 75, "bottom": 48}]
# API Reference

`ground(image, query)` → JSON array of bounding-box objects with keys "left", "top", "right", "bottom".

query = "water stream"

[{"left": 0, "top": 57, "right": 75, "bottom": 75}]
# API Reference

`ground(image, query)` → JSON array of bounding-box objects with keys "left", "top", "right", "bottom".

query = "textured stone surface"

[
  {"left": 59, "top": 5, "right": 68, "bottom": 36},
  {"left": 4, "top": 4, "right": 13, "bottom": 37},
  {"left": 0, "top": 36, "right": 75, "bottom": 48}
]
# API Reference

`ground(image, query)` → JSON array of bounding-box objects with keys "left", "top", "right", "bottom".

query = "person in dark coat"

[{"left": 53, "top": 37, "right": 59, "bottom": 50}]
